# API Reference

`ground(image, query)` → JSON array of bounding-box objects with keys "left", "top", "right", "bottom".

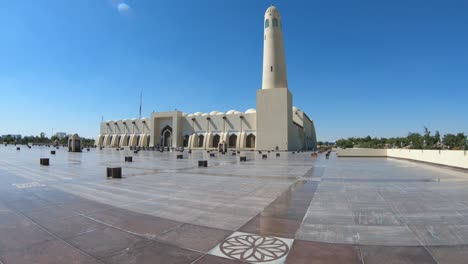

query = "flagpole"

[{"left": 139, "top": 90, "right": 142, "bottom": 119}]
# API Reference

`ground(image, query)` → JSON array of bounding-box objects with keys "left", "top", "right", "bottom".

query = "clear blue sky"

[{"left": 1, "top": 0, "right": 467, "bottom": 141}]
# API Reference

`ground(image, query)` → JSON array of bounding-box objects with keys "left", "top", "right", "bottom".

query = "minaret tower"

[
  {"left": 256, "top": 5, "right": 294, "bottom": 151},
  {"left": 262, "top": 5, "right": 288, "bottom": 90}
]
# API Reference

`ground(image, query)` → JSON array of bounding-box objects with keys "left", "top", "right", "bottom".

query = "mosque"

[{"left": 96, "top": 6, "right": 317, "bottom": 151}]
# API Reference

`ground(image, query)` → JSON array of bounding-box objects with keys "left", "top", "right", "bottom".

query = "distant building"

[
  {"left": 1, "top": 134, "right": 22, "bottom": 140},
  {"left": 55, "top": 132, "right": 67, "bottom": 139}
]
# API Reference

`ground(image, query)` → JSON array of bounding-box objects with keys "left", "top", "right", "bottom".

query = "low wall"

[
  {"left": 336, "top": 148, "right": 387, "bottom": 157},
  {"left": 337, "top": 148, "right": 468, "bottom": 170}
]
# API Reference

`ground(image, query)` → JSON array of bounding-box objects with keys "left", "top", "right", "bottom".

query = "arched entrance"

[
  {"left": 229, "top": 134, "right": 237, "bottom": 148},
  {"left": 213, "top": 134, "right": 220, "bottom": 148},
  {"left": 198, "top": 134, "right": 204, "bottom": 148},
  {"left": 161, "top": 126, "right": 172, "bottom": 147},
  {"left": 246, "top": 134, "right": 256, "bottom": 148}
]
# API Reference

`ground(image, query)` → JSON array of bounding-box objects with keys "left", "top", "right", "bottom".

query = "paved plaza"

[{"left": 1, "top": 146, "right": 468, "bottom": 263}]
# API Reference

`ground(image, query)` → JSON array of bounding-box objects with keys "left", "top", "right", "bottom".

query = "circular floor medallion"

[{"left": 219, "top": 234, "right": 289, "bottom": 262}]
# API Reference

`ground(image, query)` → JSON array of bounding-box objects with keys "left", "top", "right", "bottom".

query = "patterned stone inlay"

[{"left": 219, "top": 234, "right": 289, "bottom": 263}]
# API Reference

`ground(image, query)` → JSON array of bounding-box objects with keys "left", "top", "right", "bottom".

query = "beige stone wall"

[
  {"left": 387, "top": 149, "right": 468, "bottom": 169},
  {"left": 256, "top": 88, "right": 292, "bottom": 151},
  {"left": 337, "top": 148, "right": 468, "bottom": 169}
]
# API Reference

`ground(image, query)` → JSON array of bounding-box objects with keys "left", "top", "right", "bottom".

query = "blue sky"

[{"left": 0, "top": 0, "right": 467, "bottom": 141}]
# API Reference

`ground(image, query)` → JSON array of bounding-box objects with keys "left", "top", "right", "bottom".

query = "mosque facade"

[{"left": 96, "top": 6, "right": 317, "bottom": 151}]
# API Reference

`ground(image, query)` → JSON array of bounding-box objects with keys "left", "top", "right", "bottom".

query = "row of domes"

[
  {"left": 106, "top": 107, "right": 302, "bottom": 123},
  {"left": 185, "top": 106, "right": 302, "bottom": 117},
  {"left": 184, "top": 109, "right": 257, "bottom": 117}
]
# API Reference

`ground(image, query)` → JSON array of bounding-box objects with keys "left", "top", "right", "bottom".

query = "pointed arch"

[
  {"left": 198, "top": 134, "right": 205, "bottom": 148},
  {"left": 229, "top": 134, "right": 237, "bottom": 148},
  {"left": 213, "top": 134, "right": 220, "bottom": 148},
  {"left": 246, "top": 134, "right": 256, "bottom": 148},
  {"left": 272, "top": 18, "right": 278, "bottom": 27}
]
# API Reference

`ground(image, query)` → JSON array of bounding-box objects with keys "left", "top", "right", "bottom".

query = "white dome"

[
  {"left": 182, "top": 112, "right": 188, "bottom": 117},
  {"left": 216, "top": 112, "right": 225, "bottom": 115},
  {"left": 209, "top": 111, "right": 219, "bottom": 115},
  {"left": 187, "top": 114, "right": 194, "bottom": 117},
  {"left": 194, "top": 112, "right": 203, "bottom": 116},
  {"left": 106, "top": 120, "right": 112, "bottom": 123},
  {"left": 227, "top": 109, "right": 239, "bottom": 114},
  {"left": 292, "top": 106, "right": 301, "bottom": 112},
  {"left": 245, "top": 109, "right": 256, "bottom": 114},
  {"left": 131, "top": 118, "right": 138, "bottom": 121},
  {"left": 201, "top": 113, "right": 209, "bottom": 116}
]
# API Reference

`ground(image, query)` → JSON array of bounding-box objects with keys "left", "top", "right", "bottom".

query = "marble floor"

[{"left": 0, "top": 145, "right": 468, "bottom": 263}]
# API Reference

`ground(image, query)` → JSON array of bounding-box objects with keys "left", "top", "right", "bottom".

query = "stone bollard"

[
  {"left": 177, "top": 154, "right": 183, "bottom": 159},
  {"left": 198, "top": 160, "right": 208, "bottom": 167},
  {"left": 240, "top": 156, "right": 247, "bottom": 162},
  {"left": 107, "top": 167, "right": 122, "bottom": 178},
  {"left": 262, "top": 154, "right": 267, "bottom": 159},
  {"left": 51, "top": 151, "right": 56, "bottom": 155},
  {"left": 125, "top": 156, "right": 133, "bottom": 162},
  {"left": 40, "top": 158, "right": 49, "bottom": 166}
]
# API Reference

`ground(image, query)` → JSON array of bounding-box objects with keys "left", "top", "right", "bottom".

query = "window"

[
  {"left": 273, "top": 18, "right": 279, "bottom": 27},
  {"left": 265, "top": 19, "right": 269, "bottom": 28}
]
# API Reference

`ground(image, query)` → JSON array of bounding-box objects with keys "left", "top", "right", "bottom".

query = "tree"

[
  {"left": 442, "top": 134, "right": 457, "bottom": 149},
  {"left": 434, "top": 131, "right": 441, "bottom": 145},
  {"left": 407, "top": 132, "right": 423, "bottom": 149}
]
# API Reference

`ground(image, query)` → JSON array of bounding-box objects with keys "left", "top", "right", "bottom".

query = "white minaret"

[
  {"left": 256, "top": 5, "right": 294, "bottom": 151},
  {"left": 262, "top": 5, "right": 288, "bottom": 90}
]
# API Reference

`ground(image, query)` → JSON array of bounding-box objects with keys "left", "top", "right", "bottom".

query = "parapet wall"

[{"left": 337, "top": 148, "right": 468, "bottom": 170}]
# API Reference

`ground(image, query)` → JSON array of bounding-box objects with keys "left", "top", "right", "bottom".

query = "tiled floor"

[{"left": 0, "top": 145, "right": 468, "bottom": 263}]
